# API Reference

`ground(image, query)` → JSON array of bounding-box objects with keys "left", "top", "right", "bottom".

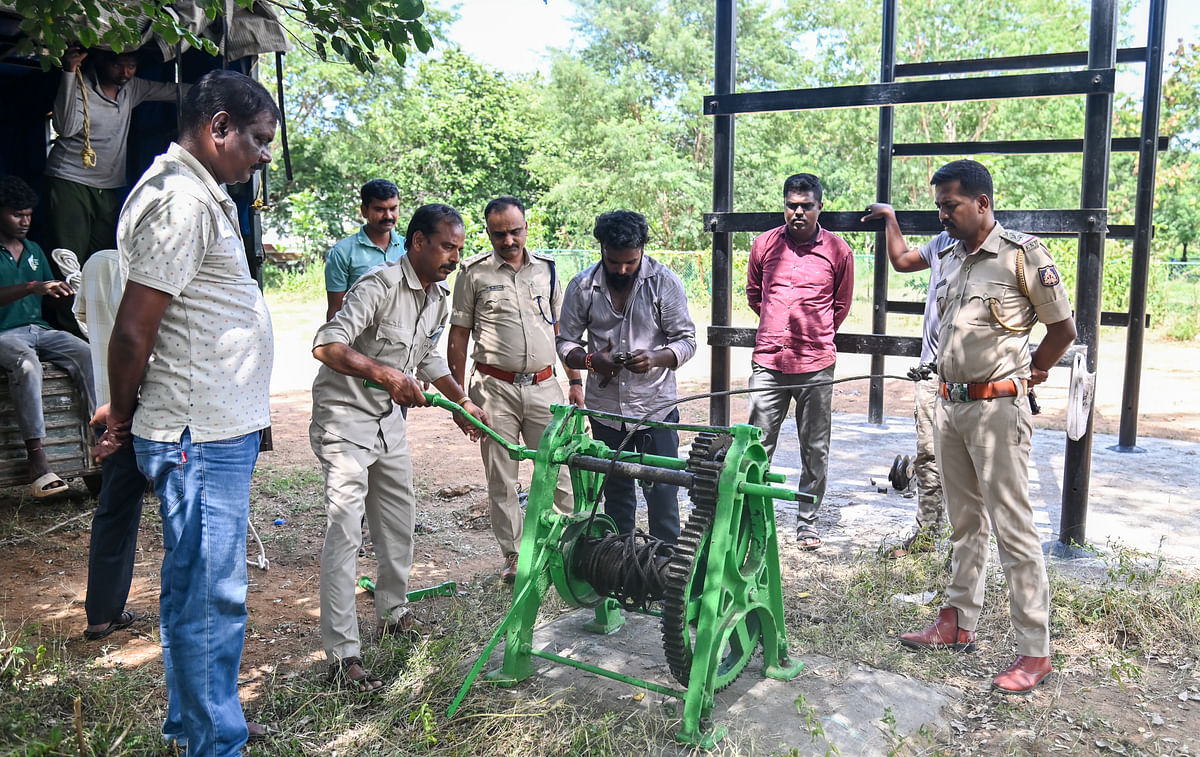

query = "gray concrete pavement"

[{"left": 487, "top": 415, "right": 1198, "bottom": 755}]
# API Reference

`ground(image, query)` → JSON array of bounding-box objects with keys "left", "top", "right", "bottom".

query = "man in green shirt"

[
  {"left": 324, "top": 179, "right": 406, "bottom": 321},
  {"left": 0, "top": 176, "right": 96, "bottom": 496}
]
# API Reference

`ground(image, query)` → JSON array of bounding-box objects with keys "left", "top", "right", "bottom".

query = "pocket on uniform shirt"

[
  {"left": 483, "top": 291, "right": 516, "bottom": 315},
  {"left": 962, "top": 283, "right": 1005, "bottom": 327},
  {"left": 373, "top": 323, "right": 412, "bottom": 362}
]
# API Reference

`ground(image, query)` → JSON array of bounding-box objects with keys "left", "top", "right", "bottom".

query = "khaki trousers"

[
  {"left": 913, "top": 376, "right": 945, "bottom": 530},
  {"left": 469, "top": 372, "right": 573, "bottom": 557},
  {"left": 935, "top": 393, "right": 1050, "bottom": 657},
  {"left": 311, "top": 422, "right": 414, "bottom": 662}
]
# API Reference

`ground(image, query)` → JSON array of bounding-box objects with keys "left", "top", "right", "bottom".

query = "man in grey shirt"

[
  {"left": 556, "top": 210, "right": 696, "bottom": 544},
  {"left": 47, "top": 46, "right": 183, "bottom": 261}
]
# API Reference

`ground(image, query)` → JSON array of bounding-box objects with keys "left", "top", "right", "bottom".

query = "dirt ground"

[{"left": 0, "top": 334, "right": 1196, "bottom": 751}]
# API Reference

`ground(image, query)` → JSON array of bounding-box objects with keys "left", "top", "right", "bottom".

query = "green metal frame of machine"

[{"left": 417, "top": 391, "right": 814, "bottom": 747}]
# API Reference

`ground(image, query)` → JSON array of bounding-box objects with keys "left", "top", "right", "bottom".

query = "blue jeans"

[
  {"left": 590, "top": 409, "right": 681, "bottom": 544},
  {"left": 135, "top": 428, "right": 261, "bottom": 757},
  {"left": 0, "top": 324, "right": 95, "bottom": 440}
]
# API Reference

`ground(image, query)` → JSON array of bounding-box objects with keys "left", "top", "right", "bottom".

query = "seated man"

[{"left": 0, "top": 176, "right": 96, "bottom": 496}]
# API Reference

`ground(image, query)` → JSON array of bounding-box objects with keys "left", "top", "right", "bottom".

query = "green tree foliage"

[
  {"left": 7, "top": 0, "right": 432, "bottom": 74},
  {"left": 264, "top": 26, "right": 543, "bottom": 258},
  {"left": 1155, "top": 39, "right": 1200, "bottom": 260}
]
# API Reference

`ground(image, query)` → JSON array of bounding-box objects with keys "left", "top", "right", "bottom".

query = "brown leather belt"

[
  {"left": 939, "top": 378, "right": 1027, "bottom": 402},
  {"left": 476, "top": 362, "right": 554, "bottom": 387}
]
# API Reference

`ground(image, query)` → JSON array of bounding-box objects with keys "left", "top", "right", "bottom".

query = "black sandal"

[
  {"left": 327, "top": 656, "right": 384, "bottom": 693},
  {"left": 83, "top": 610, "right": 141, "bottom": 641},
  {"left": 796, "top": 525, "right": 822, "bottom": 551}
]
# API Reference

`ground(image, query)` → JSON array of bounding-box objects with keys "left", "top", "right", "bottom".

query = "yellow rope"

[
  {"left": 988, "top": 247, "right": 1036, "bottom": 333},
  {"left": 75, "top": 68, "right": 97, "bottom": 168}
]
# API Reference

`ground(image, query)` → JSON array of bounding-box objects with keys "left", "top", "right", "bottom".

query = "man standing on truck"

[
  {"left": 0, "top": 175, "right": 95, "bottom": 498},
  {"left": 47, "top": 46, "right": 185, "bottom": 261}
]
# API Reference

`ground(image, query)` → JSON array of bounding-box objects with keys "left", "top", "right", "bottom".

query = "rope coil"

[{"left": 572, "top": 532, "right": 674, "bottom": 611}]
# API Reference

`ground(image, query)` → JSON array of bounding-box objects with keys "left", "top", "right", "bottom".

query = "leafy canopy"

[{"left": 7, "top": 0, "right": 431, "bottom": 73}]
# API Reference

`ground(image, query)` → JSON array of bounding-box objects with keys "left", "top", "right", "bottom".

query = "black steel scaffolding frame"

[{"left": 706, "top": 0, "right": 1169, "bottom": 548}]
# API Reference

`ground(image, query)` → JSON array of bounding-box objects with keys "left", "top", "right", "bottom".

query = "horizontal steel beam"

[
  {"left": 704, "top": 69, "right": 1115, "bottom": 116},
  {"left": 892, "top": 136, "right": 1169, "bottom": 156},
  {"left": 886, "top": 301, "right": 1151, "bottom": 328},
  {"left": 895, "top": 47, "right": 1146, "bottom": 78},
  {"left": 704, "top": 209, "right": 1110, "bottom": 235},
  {"left": 709, "top": 326, "right": 922, "bottom": 357},
  {"left": 712, "top": 327, "right": 1088, "bottom": 368}
]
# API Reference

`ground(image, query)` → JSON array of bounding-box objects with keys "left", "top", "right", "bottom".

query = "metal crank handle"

[{"left": 362, "top": 380, "right": 531, "bottom": 458}]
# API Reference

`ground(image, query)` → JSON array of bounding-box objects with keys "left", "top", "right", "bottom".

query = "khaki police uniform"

[
  {"left": 450, "top": 249, "right": 573, "bottom": 558},
  {"left": 933, "top": 223, "right": 1072, "bottom": 658},
  {"left": 310, "top": 256, "right": 452, "bottom": 662}
]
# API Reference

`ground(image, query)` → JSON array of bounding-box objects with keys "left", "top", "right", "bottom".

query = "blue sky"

[{"left": 445, "top": 0, "right": 1199, "bottom": 78}]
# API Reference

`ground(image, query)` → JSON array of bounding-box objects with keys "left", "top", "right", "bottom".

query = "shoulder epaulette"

[
  {"left": 530, "top": 250, "right": 556, "bottom": 263},
  {"left": 462, "top": 251, "right": 491, "bottom": 269},
  {"left": 999, "top": 229, "right": 1041, "bottom": 252}
]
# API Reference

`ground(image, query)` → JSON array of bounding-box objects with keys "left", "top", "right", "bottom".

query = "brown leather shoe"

[
  {"left": 501, "top": 552, "right": 519, "bottom": 584},
  {"left": 992, "top": 655, "right": 1052, "bottom": 693},
  {"left": 899, "top": 606, "right": 977, "bottom": 652}
]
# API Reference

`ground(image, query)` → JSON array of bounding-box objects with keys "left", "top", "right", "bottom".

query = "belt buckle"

[
  {"left": 948, "top": 383, "right": 971, "bottom": 402},
  {"left": 512, "top": 372, "right": 534, "bottom": 387}
]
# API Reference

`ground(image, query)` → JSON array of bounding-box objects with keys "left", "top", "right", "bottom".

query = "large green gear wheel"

[{"left": 661, "top": 432, "right": 761, "bottom": 691}]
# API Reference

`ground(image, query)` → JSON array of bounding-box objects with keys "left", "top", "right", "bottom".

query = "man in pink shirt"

[{"left": 746, "top": 173, "right": 855, "bottom": 550}]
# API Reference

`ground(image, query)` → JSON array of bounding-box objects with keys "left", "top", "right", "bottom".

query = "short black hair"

[
  {"left": 0, "top": 176, "right": 39, "bottom": 212},
  {"left": 88, "top": 48, "right": 140, "bottom": 69},
  {"left": 181, "top": 70, "right": 281, "bottom": 135},
  {"left": 783, "top": 173, "right": 823, "bottom": 203},
  {"left": 930, "top": 160, "right": 994, "bottom": 205},
  {"left": 484, "top": 195, "right": 525, "bottom": 220},
  {"left": 404, "top": 203, "right": 463, "bottom": 250},
  {"left": 593, "top": 209, "right": 649, "bottom": 250},
  {"left": 360, "top": 179, "right": 399, "bottom": 205}
]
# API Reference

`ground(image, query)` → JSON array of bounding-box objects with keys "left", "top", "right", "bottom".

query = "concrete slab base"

[{"left": 480, "top": 607, "right": 959, "bottom": 755}]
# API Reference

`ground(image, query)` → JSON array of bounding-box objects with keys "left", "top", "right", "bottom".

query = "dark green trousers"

[{"left": 45, "top": 176, "right": 124, "bottom": 262}]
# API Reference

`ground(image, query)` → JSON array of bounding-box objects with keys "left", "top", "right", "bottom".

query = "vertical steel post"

[
  {"left": 1116, "top": 0, "right": 1167, "bottom": 450},
  {"left": 1060, "top": 0, "right": 1117, "bottom": 548},
  {"left": 710, "top": 0, "right": 737, "bottom": 426},
  {"left": 868, "top": 0, "right": 899, "bottom": 425}
]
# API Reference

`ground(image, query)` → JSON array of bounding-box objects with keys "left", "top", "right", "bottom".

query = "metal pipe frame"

[
  {"left": 709, "top": 0, "right": 736, "bottom": 426},
  {"left": 704, "top": 69, "right": 1115, "bottom": 116},
  {"left": 1060, "top": 0, "right": 1117, "bottom": 549},
  {"left": 1117, "top": 0, "right": 1168, "bottom": 450}
]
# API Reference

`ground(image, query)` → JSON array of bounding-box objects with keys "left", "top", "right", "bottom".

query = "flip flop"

[
  {"left": 796, "top": 525, "right": 822, "bottom": 551},
  {"left": 30, "top": 472, "right": 68, "bottom": 498},
  {"left": 82, "top": 610, "right": 141, "bottom": 641}
]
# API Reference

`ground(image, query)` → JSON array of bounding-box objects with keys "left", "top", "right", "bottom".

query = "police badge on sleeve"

[{"left": 1038, "top": 264, "right": 1060, "bottom": 287}]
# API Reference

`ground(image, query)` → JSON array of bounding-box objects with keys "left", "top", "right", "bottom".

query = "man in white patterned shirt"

[{"left": 97, "top": 70, "right": 278, "bottom": 757}]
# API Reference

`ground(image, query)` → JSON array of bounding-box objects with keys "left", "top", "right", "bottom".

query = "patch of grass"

[{"left": 5, "top": 518, "right": 1200, "bottom": 755}]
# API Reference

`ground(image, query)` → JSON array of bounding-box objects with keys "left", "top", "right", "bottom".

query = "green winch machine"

[{"left": 424, "top": 392, "right": 813, "bottom": 748}]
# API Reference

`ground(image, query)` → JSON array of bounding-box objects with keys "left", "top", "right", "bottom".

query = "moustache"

[{"left": 440, "top": 263, "right": 457, "bottom": 273}]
